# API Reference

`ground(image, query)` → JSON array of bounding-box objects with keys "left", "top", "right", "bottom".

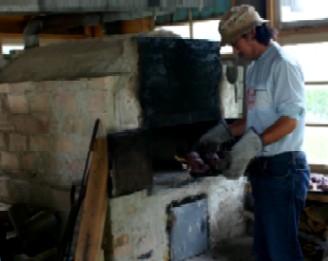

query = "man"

[{"left": 198, "top": 4, "right": 310, "bottom": 261}]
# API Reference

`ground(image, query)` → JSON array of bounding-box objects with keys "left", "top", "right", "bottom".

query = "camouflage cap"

[{"left": 219, "top": 5, "right": 268, "bottom": 46}]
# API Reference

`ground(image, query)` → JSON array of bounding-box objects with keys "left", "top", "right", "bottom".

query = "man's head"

[{"left": 219, "top": 5, "right": 268, "bottom": 46}]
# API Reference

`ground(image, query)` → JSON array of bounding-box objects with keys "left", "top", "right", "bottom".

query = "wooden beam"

[
  {"left": 0, "top": 15, "right": 28, "bottom": 22},
  {"left": 0, "top": 33, "right": 90, "bottom": 40},
  {"left": 119, "top": 16, "right": 154, "bottom": 34},
  {"left": 75, "top": 137, "right": 109, "bottom": 261},
  {"left": 39, "top": 33, "right": 89, "bottom": 39},
  {"left": 0, "top": 15, "right": 98, "bottom": 39},
  {"left": 0, "top": 21, "right": 25, "bottom": 34},
  {"left": 83, "top": 25, "right": 104, "bottom": 38},
  {"left": 279, "top": 27, "right": 328, "bottom": 37}
]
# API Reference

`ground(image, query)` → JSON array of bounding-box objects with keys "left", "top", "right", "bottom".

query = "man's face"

[{"left": 231, "top": 33, "right": 256, "bottom": 61}]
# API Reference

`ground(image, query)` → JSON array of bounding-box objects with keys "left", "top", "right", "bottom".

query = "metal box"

[{"left": 167, "top": 196, "right": 208, "bottom": 261}]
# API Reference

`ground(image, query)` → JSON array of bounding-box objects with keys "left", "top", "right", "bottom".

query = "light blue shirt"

[{"left": 246, "top": 41, "right": 306, "bottom": 156}]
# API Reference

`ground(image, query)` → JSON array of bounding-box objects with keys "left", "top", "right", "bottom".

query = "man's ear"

[{"left": 246, "top": 28, "right": 256, "bottom": 41}]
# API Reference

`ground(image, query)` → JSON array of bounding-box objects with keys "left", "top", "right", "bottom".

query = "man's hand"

[
  {"left": 220, "top": 128, "right": 263, "bottom": 179},
  {"left": 197, "top": 119, "right": 233, "bottom": 153},
  {"left": 186, "top": 151, "right": 210, "bottom": 176}
]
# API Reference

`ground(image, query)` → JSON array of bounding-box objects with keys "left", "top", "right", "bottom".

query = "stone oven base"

[
  {"left": 109, "top": 175, "right": 247, "bottom": 261},
  {"left": 185, "top": 236, "right": 255, "bottom": 261}
]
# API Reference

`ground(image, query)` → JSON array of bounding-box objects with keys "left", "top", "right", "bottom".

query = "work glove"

[
  {"left": 220, "top": 128, "right": 263, "bottom": 179},
  {"left": 197, "top": 119, "right": 233, "bottom": 153}
]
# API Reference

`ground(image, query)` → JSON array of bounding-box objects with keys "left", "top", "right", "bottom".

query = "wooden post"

[
  {"left": 74, "top": 137, "right": 109, "bottom": 261},
  {"left": 267, "top": 0, "right": 277, "bottom": 28},
  {"left": 188, "top": 8, "right": 193, "bottom": 39}
]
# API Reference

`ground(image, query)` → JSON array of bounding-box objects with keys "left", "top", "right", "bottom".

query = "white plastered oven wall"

[
  {"left": 109, "top": 177, "right": 246, "bottom": 261},
  {"left": 0, "top": 32, "right": 247, "bottom": 259}
]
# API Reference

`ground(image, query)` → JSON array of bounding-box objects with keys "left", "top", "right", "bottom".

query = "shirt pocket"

[{"left": 254, "top": 86, "right": 272, "bottom": 111}]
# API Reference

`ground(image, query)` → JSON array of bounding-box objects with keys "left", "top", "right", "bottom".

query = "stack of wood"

[{"left": 299, "top": 203, "right": 328, "bottom": 261}]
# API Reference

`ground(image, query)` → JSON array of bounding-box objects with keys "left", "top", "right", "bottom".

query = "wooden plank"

[
  {"left": 74, "top": 137, "right": 109, "bottom": 261},
  {"left": 307, "top": 192, "right": 328, "bottom": 203}
]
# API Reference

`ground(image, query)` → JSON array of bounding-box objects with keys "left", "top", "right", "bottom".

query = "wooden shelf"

[{"left": 307, "top": 191, "right": 328, "bottom": 203}]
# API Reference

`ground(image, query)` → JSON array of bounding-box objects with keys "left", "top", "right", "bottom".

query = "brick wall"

[
  {"left": 0, "top": 75, "right": 141, "bottom": 208},
  {"left": 0, "top": 34, "right": 146, "bottom": 209}
]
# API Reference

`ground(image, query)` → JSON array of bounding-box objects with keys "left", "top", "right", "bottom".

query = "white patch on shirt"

[{"left": 247, "top": 88, "right": 255, "bottom": 110}]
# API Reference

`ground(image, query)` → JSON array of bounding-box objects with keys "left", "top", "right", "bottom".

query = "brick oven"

[
  {"left": 0, "top": 33, "right": 247, "bottom": 261},
  {"left": 108, "top": 36, "right": 222, "bottom": 196}
]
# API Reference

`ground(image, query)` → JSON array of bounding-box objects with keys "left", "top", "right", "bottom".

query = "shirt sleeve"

[{"left": 272, "top": 58, "right": 305, "bottom": 120}]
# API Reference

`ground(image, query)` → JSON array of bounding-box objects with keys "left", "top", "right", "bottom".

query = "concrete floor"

[
  {"left": 185, "top": 236, "right": 256, "bottom": 261},
  {"left": 184, "top": 236, "right": 319, "bottom": 261}
]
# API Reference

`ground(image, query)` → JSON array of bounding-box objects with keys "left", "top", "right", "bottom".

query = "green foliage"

[
  {"left": 305, "top": 88, "right": 328, "bottom": 122},
  {"left": 304, "top": 127, "right": 328, "bottom": 164},
  {"left": 304, "top": 86, "right": 328, "bottom": 164}
]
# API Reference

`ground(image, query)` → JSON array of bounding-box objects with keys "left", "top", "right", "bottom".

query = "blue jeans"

[{"left": 249, "top": 151, "right": 310, "bottom": 261}]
